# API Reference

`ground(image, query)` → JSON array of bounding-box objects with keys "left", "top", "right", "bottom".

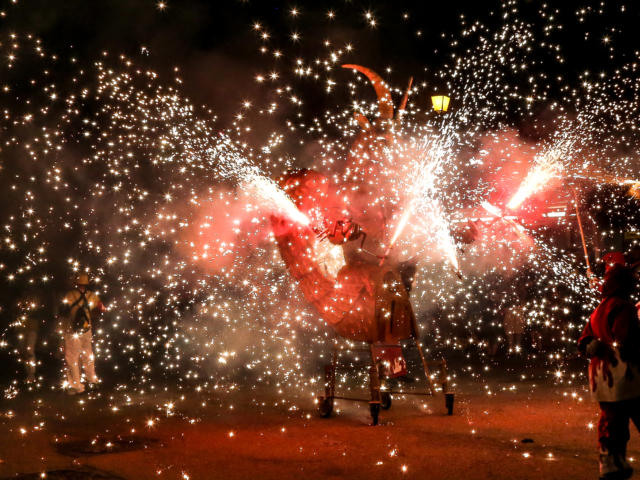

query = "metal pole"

[
  {"left": 368, "top": 344, "right": 382, "bottom": 403},
  {"left": 572, "top": 188, "right": 591, "bottom": 272},
  {"left": 415, "top": 339, "right": 436, "bottom": 394},
  {"left": 410, "top": 311, "right": 436, "bottom": 394}
]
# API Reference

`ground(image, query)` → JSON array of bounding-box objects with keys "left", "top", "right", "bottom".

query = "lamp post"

[{"left": 431, "top": 95, "right": 450, "bottom": 113}]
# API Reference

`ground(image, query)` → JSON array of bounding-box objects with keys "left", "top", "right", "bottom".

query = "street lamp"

[{"left": 431, "top": 95, "right": 450, "bottom": 113}]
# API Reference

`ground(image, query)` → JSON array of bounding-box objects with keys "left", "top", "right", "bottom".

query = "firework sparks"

[
  {"left": 507, "top": 156, "right": 564, "bottom": 210},
  {"left": 0, "top": 4, "right": 639, "bottom": 461},
  {"left": 242, "top": 174, "right": 310, "bottom": 226}
]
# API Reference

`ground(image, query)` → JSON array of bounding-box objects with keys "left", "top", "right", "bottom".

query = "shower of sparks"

[
  {"left": 507, "top": 160, "right": 563, "bottom": 210},
  {"left": 481, "top": 201, "right": 504, "bottom": 219},
  {"left": 0, "top": 3, "right": 639, "bottom": 453},
  {"left": 243, "top": 175, "right": 310, "bottom": 226},
  {"left": 507, "top": 140, "right": 570, "bottom": 210}
]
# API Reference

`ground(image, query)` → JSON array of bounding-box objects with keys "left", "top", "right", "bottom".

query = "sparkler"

[
  {"left": 481, "top": 201, "right": 529, "bottom": 241},
  {"left": 380, "top": 202, "right": 415, "bottom": 266},
  {"left": 506, "top": 136, "right": 576, "bottom": 211},
  {"left": 507, "top": 160, "right": 562, "bottom": 210},
  {"left": 480, "top": 201, "right": 503, "bottom": 218},
  {"left": 243, "top": 174, "right": 310, "bottom": 226},
  {"left": 382, "top": 201, "right": 460, "bottom": 273},
  {"left": 378, "top": 133, "right": 460, "bottom": 274}
]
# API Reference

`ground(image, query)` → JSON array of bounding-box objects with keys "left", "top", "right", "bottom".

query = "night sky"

[{"left": 3, "top": 0, "right": 639, "bottom": 127}]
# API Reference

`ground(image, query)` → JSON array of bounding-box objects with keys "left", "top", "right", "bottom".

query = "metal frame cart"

[{"left": 316, "top": 335, "right": 453, "bottom": 425}]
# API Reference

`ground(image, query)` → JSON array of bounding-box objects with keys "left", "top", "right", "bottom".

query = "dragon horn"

[
  {"left": 342, "top": 64, "right": 394, "bottom": 120},
  {"left": 354, "top": 112, "right": 372, "bottom": 130},
  {"left": 397, "top": 76, "right": 413, "bottom": 119}
]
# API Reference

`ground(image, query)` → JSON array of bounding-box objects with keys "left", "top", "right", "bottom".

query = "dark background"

[{"left": 1, "top": 0, "right": 637, "bottom": 125}]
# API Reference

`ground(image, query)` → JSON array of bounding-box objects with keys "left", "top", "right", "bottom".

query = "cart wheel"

[
  {"left": 380, "top": 392, "right": 392, "bottom": 410},
  {"left": 445, "top": 393, "right": 454, "bottom": 416},
  {"left": 318, "top": 396, "right": 333, "bottom": 418},
  {"left": 370, "top": 403, "right": 380, "bottom": 426}
]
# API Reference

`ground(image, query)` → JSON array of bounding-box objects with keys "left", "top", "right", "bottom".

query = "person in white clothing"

[{"left": 58, "top": 273, "right": 106, "bottom": 394}]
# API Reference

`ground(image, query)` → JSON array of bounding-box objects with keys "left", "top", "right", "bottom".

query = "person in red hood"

[
  {"left": 579, "top": 264, "right": 640, "bottom": 480},
  {"left": 588, "top": 252, "right": 627, "bottom": 292}
]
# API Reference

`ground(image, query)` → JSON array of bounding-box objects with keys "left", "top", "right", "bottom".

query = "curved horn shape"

[
  {"left": 398, "top": 77, "right": 413, "bottom": 118},
  {"left": 354, "top": 112, "right": 372, "bottom": 130},
  {"left": 342, "top": 64, "right": 394, "bottom": 120}
]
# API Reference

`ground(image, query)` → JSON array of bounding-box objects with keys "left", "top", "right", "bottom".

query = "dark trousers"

[{"left": 599, "top": 397, "right": 640, "bottom": 454}]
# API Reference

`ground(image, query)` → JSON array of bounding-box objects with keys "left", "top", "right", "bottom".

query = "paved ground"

[{"left": 0, "top": 378, "right": 638, "bottom": 480}]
